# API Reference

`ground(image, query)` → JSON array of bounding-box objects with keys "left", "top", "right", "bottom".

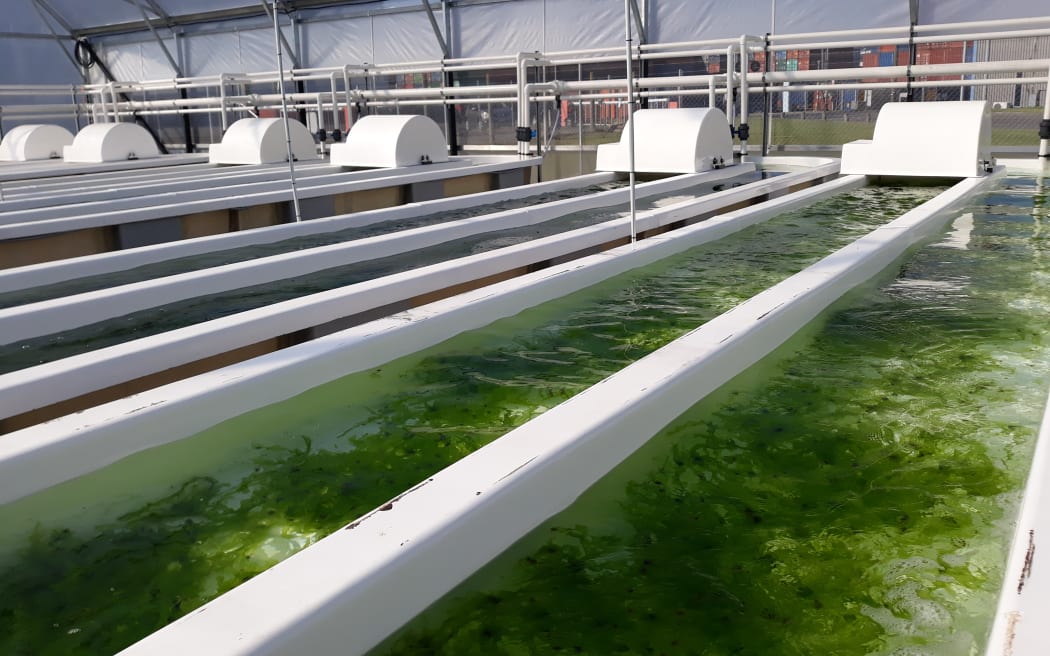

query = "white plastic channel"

[
  {"left": 986, "top": 386, "right": 1050, "bottom": 653},
  {"left": 119, "top": 170, "right": 1005, "bottom": 655},
  {"left": 0, "top": 161, "right": 338, "bottom": 210},
  {"left": 0, "top": 153, "right": 209, "bottom": 183},
  {"left": 0, "top": 156, "right": 539, "bottom": 239},
  {"left": 0, "top": 166, "right": 846, "bottom": 506},
  {"left": 0, "top": 170, "right": 613, "bottom": 294},
  {"left": 0, "top": 165, "right": 757, "bottom": 345},
  {"left": 0, "top": 162, "right": 220, "bottom": 196},
  {"left": 0, "top": 160, "right": 397, "bottom": 218}
]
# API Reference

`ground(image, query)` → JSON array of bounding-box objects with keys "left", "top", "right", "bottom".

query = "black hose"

[
  {"left": 74, "top": 39, "right": 95, "bottom": 68},
  {"left": 75, "top": 38, "right": 170, "bottom": 155}
]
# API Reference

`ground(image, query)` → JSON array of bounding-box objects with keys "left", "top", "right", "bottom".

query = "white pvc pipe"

[
  {"left": 1041, "top": 63, "right": 1050, "bottom": 159},
  {"left": 624, "top": 0, "right": 637, "bottom": 244},
  {"left": 329, "top": 73, "right": 340, "bottom": 134},
  {"left": 771, "top": 27, "right": 1050, "bottom": 53},
  {"left": 725, "top": 43, "right": 735, "bottom": 131},
  {"left": 218, "top": 74, "right": 229, "bottom": 132}
]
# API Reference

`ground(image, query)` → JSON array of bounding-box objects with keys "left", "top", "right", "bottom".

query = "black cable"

[
  {"left": 75, "top": 38, "right": 170, "bottom": 155},
  {"left": 74, "top": 39, "right": 95, "bottom": 68}
]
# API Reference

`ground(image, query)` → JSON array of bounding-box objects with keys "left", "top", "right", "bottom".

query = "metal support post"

[
  {"left": 624, "top": 0, "right": 638, "bottom": 245},
  {"left": 272, "top": 0, "right": 302, "bottom": 223}
]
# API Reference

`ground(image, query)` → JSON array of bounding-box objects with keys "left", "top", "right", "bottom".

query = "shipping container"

[
  {"left": 879, "top": 52, "right": 894, "bottom": 66},
  {"left": 827, "top": 47, "right": 857, "bottom": 69}
]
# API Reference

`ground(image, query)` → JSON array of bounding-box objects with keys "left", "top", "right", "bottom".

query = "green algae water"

[
  {"left": 0, "top": 172, "right": 766, "bottom": 375},
  {"left": 0, "top": 185, "right": 938, "bottom": 655},
  {"left": 372, "top": 176, "right": 1050, "bottom": 656}
]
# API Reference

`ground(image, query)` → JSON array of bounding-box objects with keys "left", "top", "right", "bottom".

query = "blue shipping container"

[{"left": 879, "top": 52, "right": 894, "bottom": 66}]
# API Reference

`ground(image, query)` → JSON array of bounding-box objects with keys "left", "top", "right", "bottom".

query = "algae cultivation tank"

[
  {"left": 0, "top": 181, "right": 942, "bottom": 654},
  {"left": 374, "top": 174, "right": 1050, "bottom": 656}
]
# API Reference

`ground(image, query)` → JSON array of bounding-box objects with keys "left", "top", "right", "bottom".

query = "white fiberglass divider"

[
  {"left": 0, "top": 165, "right": 759, "bottom": 345},
  {"left": 997, "top": 158, "right": 1050, "bottom": 175},
  {"left": 986, "top": 389, "right": 1050, "bottom": 654},
  {"left": 0, "top": 167, "right": 848, "bottom": 505},
  {"left": 119, "top": 170, "right": 1005, "bottom": 656},
  {"left": 0, "top": 156, "right": 532, "bottom": 230},
  {"left": 0, "top": 154, "right": 209, "bottom": 183},
  {"left": 0, "top": 162, "right": 218, "bottom": 196},
  {"left": 0, "top": 165, "right": 599, "bottom": 295},
  {"left": 0, "top": 161, "right": 393, "bottom": 217},
  {"left": 0, "top": 156, "right": 538, "bottom": 240},
  {"left": 0, "top": 162, "right": 339, "bottom": 210}
]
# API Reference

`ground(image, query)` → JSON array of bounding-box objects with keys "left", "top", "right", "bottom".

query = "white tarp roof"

[{"left": 1, "top": 0, "right": 1048, "bottom": 85}]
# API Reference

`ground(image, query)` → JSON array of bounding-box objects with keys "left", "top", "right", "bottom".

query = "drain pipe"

[
  {"left": 218, "top": 73, "right": 229, "bottom": 132},
  {"left": 738, "top": 34, "right": 751, "bottom": 156},
  {"left": 520, "top": 80, "right": 564, "bottom": 154},
  {"left": 725, "top": 43, "right": 736, "bottom": 137},
  {"left": 343, "top": 65, "right": 366, "bottom": 131},
  {"left": 737, "top": 34, "right": 765, "bottom": 157},
  {"left": 624, "top": 0, "right": 638, "bottom": 244},
  {"left": 329, "top": 72, "right": 341, "bottom": 140},
  {"left": 109, "top": 82, "right": 120, "bottom": 122},
  {"left": 271, "top": 0, "right": 302, "bottom": 223},
  {"left": 708, "top": 75, "right": 717, "bottom": 108},
  {"left": 1040, "top": 62, "right": 1050, "bottom": 159},
  {"left": 516, "top": 52, "right": 549, "bottom": 156}
]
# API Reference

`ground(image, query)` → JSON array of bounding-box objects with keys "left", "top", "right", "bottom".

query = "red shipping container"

[
  {"left": 798, "top": 57, "right": 810, "bottom": 70},
  {"left": 880, "top": 44, "right": 895, "bottom": 52},
  {"left": 862, "top": 52, "right": 880, "bottom": 67},
  {"left": 897, "top": 50, "right": 910, "bottom": 65}
]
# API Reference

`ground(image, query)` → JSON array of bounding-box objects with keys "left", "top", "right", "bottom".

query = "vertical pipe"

[
  {"left": 578, "top": 62, "right": 584, "bottom": 175},
  {"left": 1040, "top": 63, "right": 1050, "bottom": 158},
  {"left": 624, "top": 0, "right": 637, "bottom": 245},
  {"left": 763, "top": 34, "right": 772, "bottom": 156},
  {"left": 179, "top": 88, "right": 194, "bottom": 153},
  {"left": 708, "top": 75, "right": 716, "bottom": 108},
  {"left": 71, "top": 85, "right": 81, "bottom": 132},
  {"left": 329, "top": 72, "right": 341, "bottom": 134},
  {"left": 109, "top": 82, "right": 120, "bottom": 122},
  {"left": 725, "top": 45, "right": 736, "bottom": 133},
  {"left": 218, "top": 75, "right": 229, "bottom": 132},
  {"left": 343, "top": 65, "right": 354, "bottom": 130},
  {"left": 272, "top": 0, "right": 302, "bottom": 223},
  {"left": 739, "top": 35, "right": 750, "bottom": 156},
  {"left": 445, "top": 66, "right": 460, "bottom": 156}
]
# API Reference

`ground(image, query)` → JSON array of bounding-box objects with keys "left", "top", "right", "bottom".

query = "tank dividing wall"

[{"left": 0, "top": 180, "right": 947, "bottom": 655}]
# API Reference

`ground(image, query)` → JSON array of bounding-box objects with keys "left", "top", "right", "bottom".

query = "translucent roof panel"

[{"left": 3, "top": 1, "right": 299, "bottom": 35}]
